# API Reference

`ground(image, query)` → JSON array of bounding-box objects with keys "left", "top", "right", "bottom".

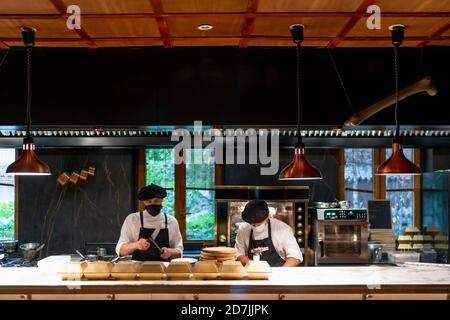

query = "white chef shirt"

[
  {"left": 235, "top": 217, "right": 303, "bottom": 262},
  {"left": 115, "top": 210, "right": 183, "bottom": 256}
]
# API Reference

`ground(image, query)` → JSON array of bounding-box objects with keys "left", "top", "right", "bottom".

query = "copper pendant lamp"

[
  {"left": 279, "top": 24, "right": 322, "bottom": 180},
  {"left": 6, "top": 27, "right": 51, "bottom": 176},
  {"left": 376, "top": 25, "right": 420, "bottom": 176}
]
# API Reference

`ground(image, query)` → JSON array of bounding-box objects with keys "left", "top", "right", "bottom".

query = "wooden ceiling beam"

[
  {"left": 327, "top": 0, "right": 375, "bottom": 48},
  {"left": 415, "top": 23, "right": 450, "bottom": 47},
  {"left": 0, "top": 41, "right": 8, "bottom": 49},
  {"left": 49, "top": 0, "right": 96, "bottom": 48},
  {"left": 148, "top": 0, "right": 172, "bottom": 48},
  {"left": 239, "top": 0, "right": 259, "bottom": 48},
  {"left": 1, "top": 36, "right": 447, "bottom": 43},
  {"left": 1, "top": 12, "right": 450, "bottom": 20}
]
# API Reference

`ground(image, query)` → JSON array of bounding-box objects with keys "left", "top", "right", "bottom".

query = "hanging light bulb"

[
  {"left": 6, "top": 27, "right": 51, "bottom": 176},
  {"left": 377, "top": 25, "right": 420, "bottom": 176},
  {"left": 279, "top": 24, "right": 322, "bottom": 180}
]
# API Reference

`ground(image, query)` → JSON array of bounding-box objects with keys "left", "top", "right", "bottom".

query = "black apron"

[
  {"left": 131, "top": 211, "right": 170, "bottom": 262},
  {"left": 247, "top": 219, "right": 285, "bottom": 267}
]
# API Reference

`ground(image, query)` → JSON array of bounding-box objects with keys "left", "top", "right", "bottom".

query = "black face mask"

[{"left": 145, "top": 204, "right": 162, "bottom": 216}]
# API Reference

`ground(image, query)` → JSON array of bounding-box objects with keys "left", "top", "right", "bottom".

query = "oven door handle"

[{"left": 319, "top": 239, "right": 324, "bottom": 257}]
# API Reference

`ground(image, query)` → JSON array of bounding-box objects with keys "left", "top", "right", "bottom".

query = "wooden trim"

[
  {"left": 149, "top": 0, "right": 172, "bottom": 48},
  {"left": 413, "top": 148, "right": 422, "bottom": 229},
  {"left": 373, "top": 148, "right": 386, "bottom": 199},
  {"left": 415, "top": 23, "right": 450, "bottom": 48},
  {"left": 239, "top": 0, "right": 259, "bottom": 48},
  {"left": 0, "top": 42, "right": 8, "bottom": 49},
  {"left": 137, "top": 148, "right": 146, "bottom": 212},
  {"left": 1, "top": 12, "right": 450, "bottom": 20},
  {"left": 327, "top": 0, "right": 375, "bottom": 48},
  {"left": 338, "top": 149, "right": 345, "bottom": 201},
  {"left": 215, "top": 163, "right": 223, "bottom": 186},
  {"left": 14, "top": 149, "right": 19, "bottom": 240},
  {"left": 174, "top": 153, "right": 186, "bottom": 240}
]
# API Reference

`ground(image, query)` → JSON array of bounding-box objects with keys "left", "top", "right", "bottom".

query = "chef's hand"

[
  {"left": 135, "top": 238, "right": 150, "bottom": 251},
  {"left": 160, "top": 247, "right": 172, "bottom": 260}
]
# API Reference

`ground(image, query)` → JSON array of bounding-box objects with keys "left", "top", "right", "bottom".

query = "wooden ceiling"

[{"left": 0, "top": 0, "right": 449, "bottom": 48}]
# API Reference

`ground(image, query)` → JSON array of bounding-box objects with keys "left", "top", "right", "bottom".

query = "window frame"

[
  {"left": 139, "top": 148, "right": 218, "bottom": 245},
  {"left": 339, "top": 148, "right": 421, "bottom": 229}
]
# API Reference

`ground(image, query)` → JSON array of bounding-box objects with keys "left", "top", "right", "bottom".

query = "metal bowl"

[
  {"left": 0, "top": 240, "right": 18, "bottom": 254},
  {"left": 19, "top": 243, "right": 45, "bottom": 261}
]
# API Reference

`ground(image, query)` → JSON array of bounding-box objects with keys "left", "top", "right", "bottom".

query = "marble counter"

[{"left": 1, "top": 262, "right": 450, "bottom": 297}]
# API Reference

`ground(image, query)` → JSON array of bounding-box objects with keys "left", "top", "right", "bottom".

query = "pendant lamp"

[
  {"left": 376, "top": 25, "right": 420, "bottom": 176},
  {"left": 6, "top": 27, "right": 51, "bottom": 176},
  {"left": 279, "top": 24, "right": 322, "bottom": 180}
]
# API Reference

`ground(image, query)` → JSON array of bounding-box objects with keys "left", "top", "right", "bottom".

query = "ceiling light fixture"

[
  {"left": 376, "top": 24, "right": 420, "bottom": 176},
  {"left": 279, "top": 24, "right": 322, "bottom": 180},
  {"left": 6, "top": 27, "right": 51, "bottom": 176},
  {"left": 197, "top": 24, "right": 213, "bottom": 31}
]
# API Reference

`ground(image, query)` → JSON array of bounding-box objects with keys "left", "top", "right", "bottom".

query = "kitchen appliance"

[
  {"left": 215, "top": 186, "right": 309, "bottom": 265},
  {"left": 310, "top": 208, "right": 369, "bottom": 265}
]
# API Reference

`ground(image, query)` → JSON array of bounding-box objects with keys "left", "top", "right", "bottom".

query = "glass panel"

[
  {"left": 387, "top": 191, "right": 414, "bottom": 237},
  {"left": 422, "top": 172, "right": 449, "bottom": 237},
  {"left": 385, "top": 148, "right": 415, "bottom": 237},
  {"left": 186, "top": 148, "right": 215, "bottom": 240},
  {"left": 324, "top": 224, "right": 362, "bottom": 256},
  {"left": 146, "top": 148, "right": 175, "bottom": 216},
  {"left": 228, "top": 201, "right": 294, "bottom": 246},
  {"left": 0, "top": 149, "right": 15, "bottom": 239},
  {"left": 186, "top": 190, "right": 215, "bottom": 240},
  {"left": 344, "top": 148, "right": 373, "bottom": 208}
]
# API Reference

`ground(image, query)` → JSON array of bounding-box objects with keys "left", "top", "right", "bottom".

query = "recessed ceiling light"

[{"left": 198, "top": 24, "right": 213, "bottom": 31}]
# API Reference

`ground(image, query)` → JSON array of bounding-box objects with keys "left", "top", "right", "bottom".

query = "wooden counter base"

[{"left": 1, "top": 265, "right": 449, "bottom": 300}]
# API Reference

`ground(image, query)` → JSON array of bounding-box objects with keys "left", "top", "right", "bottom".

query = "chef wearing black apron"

[
  {"left": 115, "top": 184, "right": 183, "bottom": 261},
  {"left": 235, "top": 200, "right": 302, "bottom": 267}
]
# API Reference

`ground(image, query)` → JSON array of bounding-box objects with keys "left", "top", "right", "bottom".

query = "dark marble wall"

[
  {"left": 18, "top": 149, "right": 137, "bottom": 257},
  {"left": 221, "top": 148, "right": 340, "bottom": 203}
]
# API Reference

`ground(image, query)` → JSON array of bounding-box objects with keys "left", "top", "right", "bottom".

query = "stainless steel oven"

[{"left": 311, "top": 208, "right": 369, "bottom": 265}]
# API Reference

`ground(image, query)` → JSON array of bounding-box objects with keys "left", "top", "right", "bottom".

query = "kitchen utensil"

[
  {"left": 75, "top": 250, "right": 86, "bottom": 260},
  {"left": 171, "top": 257, "right": 197, "bottom": 266},
  {"left": 368, "top": 242, "right": 384, "bottom": 263},
  {"left": 0, "top": 240, "right": 19, "bottom": 253},
  {"left": 111, "top": 255, "right": 132, "bottom": 264},
  {"left": 20, "top": 243, "right": 45, "bottom": 261},
  {"left": 147, "top": 236, "right": 163, "bottom": 253},
  {"left": 97, "top": 247, "right": 107, "bottom": 257}
]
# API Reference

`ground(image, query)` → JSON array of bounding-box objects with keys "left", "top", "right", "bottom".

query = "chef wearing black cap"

[
  {"left": 115, "top": 183, "right": 183, "bottom": 261},
  {"left": 235, "top": 200, "right": 302, "bottom": 267}
]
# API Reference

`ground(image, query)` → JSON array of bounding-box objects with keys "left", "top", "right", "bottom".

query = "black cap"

[
  {"left": 241, "top": 200, "right": 269, "bottom": 224},
  {"left": 137, "top": 183, "right": 167, "bottom": 201}
]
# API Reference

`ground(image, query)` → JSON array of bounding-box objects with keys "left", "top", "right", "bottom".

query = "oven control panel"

[{"left": 323, "top": 209, "right": 367, "bottom": 220}]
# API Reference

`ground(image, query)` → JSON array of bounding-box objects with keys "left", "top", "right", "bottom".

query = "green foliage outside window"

[
  {"left": 146, "top": 148, "right": 175, "bottom": 216},
  {"left": 0, "top": 201, "right": 14, "bottom": 239},
  {"left": 145, "top": 148, "right": 215, "bottom": 240}
]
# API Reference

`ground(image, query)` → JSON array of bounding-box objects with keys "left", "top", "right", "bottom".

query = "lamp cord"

[
  {"left": 394, "top": 44, "right": 400, "bottom": 139},
  {"left": 296, "top": 42, "right": 302, "bottom": 146},
  {"left": 327, "top": 48, "right": 354, "bottom": 114},
  {"left": 26, "top": 46, "right": 32, "bottom": 137}
]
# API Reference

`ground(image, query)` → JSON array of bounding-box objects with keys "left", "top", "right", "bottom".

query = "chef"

[
  {"left": 235, "top": 200, "right": 302, "bottom": 267},
  {"left": 115, "top": 183, "right": 183, "bottom": 261}
]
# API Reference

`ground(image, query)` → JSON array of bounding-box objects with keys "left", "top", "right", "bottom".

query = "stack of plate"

[{"left": 200, "top": 247, "right": 237, "bottom": 262}]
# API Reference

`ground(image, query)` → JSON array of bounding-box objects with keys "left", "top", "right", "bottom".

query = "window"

[
  {"left": 385, "top": 148, "right": 415, "bottom": 237},
  {"left": 341, "top": 147, "right": 420, "bottom": 238},
  {"left": 145, "top": 148, "right": 216, "bottom": 241},
  {"left": 146, "top": 148, "right": 175, "bottom": 216},
  {"left": 0, "top": 149, "right": 15, "bottom": 239},
  {"left": 344, "top": 149, "right": 374, "bottom": 208},
  {"left": 186, "top": 149, "right": 215, "bottom": 240}
]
